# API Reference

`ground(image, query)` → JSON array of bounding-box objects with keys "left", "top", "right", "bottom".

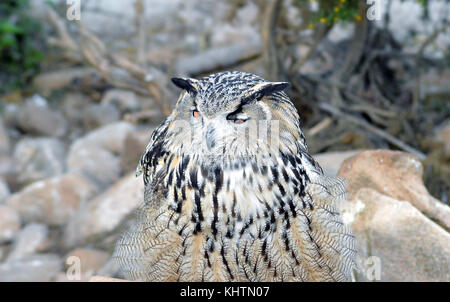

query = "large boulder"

[
  {"left": 17, "top": 99, "right": 68, "bottom": 137},
  {"left": 63, "top": 173, "right": 144, "bottom": 248},
  {"left": 6, "top": 173, "right": 98, "bottom": 226},
  {"left": 338, "top": 150, "right": 450, "bottom": 231},
  {"left": 341, "top": 188, "right": 450, "bottom": 282},
  {"left": 13, "top": 137, "right": 66, "bottom": 186},
  {"left": 338, "top": 150, "right": 450, "bottom": 281},
  {"left": 67, "top": 122, "right": 135, "bottom": 189}
]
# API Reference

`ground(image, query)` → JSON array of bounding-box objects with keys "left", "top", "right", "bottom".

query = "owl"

[{"left": 114, "top": 71, "right": 356, "bottom": 282}]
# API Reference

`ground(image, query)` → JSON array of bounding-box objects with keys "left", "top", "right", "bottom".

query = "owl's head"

[{"left": 164, "top": 71, "right": 307, "bottom": 165}]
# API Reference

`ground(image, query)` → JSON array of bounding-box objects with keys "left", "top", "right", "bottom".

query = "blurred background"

[{"left": 0, "top": 0, "right": 448, "bottom": 281}]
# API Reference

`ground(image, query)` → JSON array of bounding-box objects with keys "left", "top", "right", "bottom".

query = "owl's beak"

[{"left": 205, "top": 124, "right": 216, "bottom": 151}]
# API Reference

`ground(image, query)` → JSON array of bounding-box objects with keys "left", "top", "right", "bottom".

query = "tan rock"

[
  {"left": 0, "top": 205, "right": 20, "bottom": 244},
  {"left": 340, "top": 188, "right": 450, "bottom": 282},
  {"left": 6, "top": 173, "right": 98, "bottom": 226},
  {"left": 338, "top": 150, "right": 450, "bottom": 231},
  {"left": 63, "top": 173, "right": 144, "bottom": 248},
  {"left": 32, "top": 68, "right": 101, "bottom": 95}
]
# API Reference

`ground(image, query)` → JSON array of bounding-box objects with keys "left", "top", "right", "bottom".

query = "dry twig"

[
  {"left": 45, "top": 5, "right": 171, "bottom": 116},
  {"left": 318, "top": 102, "right": 427, "bottom": 160},
  {"left": 262, "top": 0, "right": 283, "bottom": 81}
]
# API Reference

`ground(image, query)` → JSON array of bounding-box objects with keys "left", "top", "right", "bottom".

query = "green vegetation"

[
  {"left": 0, "top": 0, "right": 44, "bottom": 92},
  {"left": 294, "top": 0, "right": 432, "bottom": 28},
  {"left": 294, "top": 0, "right": 362, "bottom": 27}
]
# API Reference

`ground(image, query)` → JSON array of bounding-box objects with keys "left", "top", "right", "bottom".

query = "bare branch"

[
  {"left": 318, "top": 102, "right": 427, "bottom": 160},
  {"left": 45, "top": 5, "right": 171, "bottom": 116}
]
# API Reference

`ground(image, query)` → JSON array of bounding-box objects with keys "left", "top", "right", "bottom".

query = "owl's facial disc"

[{"left": 169, "top": 72, "right": 294, "bottom": 162}]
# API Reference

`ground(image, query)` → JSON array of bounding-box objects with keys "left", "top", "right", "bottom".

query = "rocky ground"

[
  {"left": 0, "top": 100, "right": 448, "bottom": 281},
  {"left": 0, "top": 0, "right": 448, "bottom": 282}
]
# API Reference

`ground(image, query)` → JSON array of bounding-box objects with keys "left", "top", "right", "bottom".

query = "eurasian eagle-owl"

[{"left": 114, "top": 71, "right": 356, "bottom": 281}]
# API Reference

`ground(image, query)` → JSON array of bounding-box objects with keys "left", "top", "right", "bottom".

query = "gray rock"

[
  {"left": 6, "top": 173, "right": 98, "bottom": 226},
  {"left": 0, "top": 156, "right": 15, "bottom": 189},
  {"left": 175, "top": 37, "right": 261, "bottom": 75},
  {"left": 13, "top": 137, "right": 66, "bottom": 186},
  {"left": 0, "top": 246, "right": 6, "bottom": 262},
  {"left": 62, "top": 93, "right": 90, "bottom": 124},
  {"left": 2, "top": 104, "right": 20, "bottom": 129},
  {"left": 0, "top": 254, "right": 62, "bottom": 282},
  {"left": 82, "top": 104, "right": 121, "bottom": 130},
  {"left": 313, "top": 150, "right": 362, "bottom": 177},
  {"left": 6, "top": 223, "right": 49, "bottom": 262},
  {"left": 101, "top": 89, "right": 141, "bottom": 113},
  {"left": 67, "top": 147, "right": 120, "bottom": 189},
  {"left": 235, "top": 1, "right": 258, "bottom": 26},
  {"left": 0, "top": 117, "right": 10, "bottom": 155},
  {"left": 67, "top": 122, "right": 135, "bottom": 188},
  {"left": 68, "top": 122, "right": 135, "bottom": 156},
  {"left": 210, "top": 23, "right": 259, "bottom": 48},
  {"left": 64, "top": 173, "right": 143, "bottom": 248},
  {"left": 17, "top": 98, "right": 68, "bottom": 137},
  {"left": 0, "top": 180, "right": 10, "bottom": 204},
  {"left": 0, "top": 205, "right": 20, "bottom": 244}
]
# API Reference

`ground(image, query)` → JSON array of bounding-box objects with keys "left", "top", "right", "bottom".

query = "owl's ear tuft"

[
  {"left": 242, "top": 81, "right": 290, "bottom": 103},
  {"left": 171, "top": 77, "right": 199, "bottom": 95},
  {"left": 260, "top": 82, "right": 290, "bottom": 95}
]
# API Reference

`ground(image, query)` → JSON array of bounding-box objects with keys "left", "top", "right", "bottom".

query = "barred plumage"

[{"left": 114, "top": 71, "right": 357, "bottom": 281}]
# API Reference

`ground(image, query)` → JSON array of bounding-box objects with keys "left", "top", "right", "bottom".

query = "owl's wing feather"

[
  {"left": 114, "top": 164, "right": 173, "bottom": 281},
  {"left": 302, "top": 156, "right": 357, "bottom": 281}
]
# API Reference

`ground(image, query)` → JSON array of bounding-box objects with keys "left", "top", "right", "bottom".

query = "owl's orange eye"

[{"left": 193, "top": 110, "right": 200, "bottom": 118}]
